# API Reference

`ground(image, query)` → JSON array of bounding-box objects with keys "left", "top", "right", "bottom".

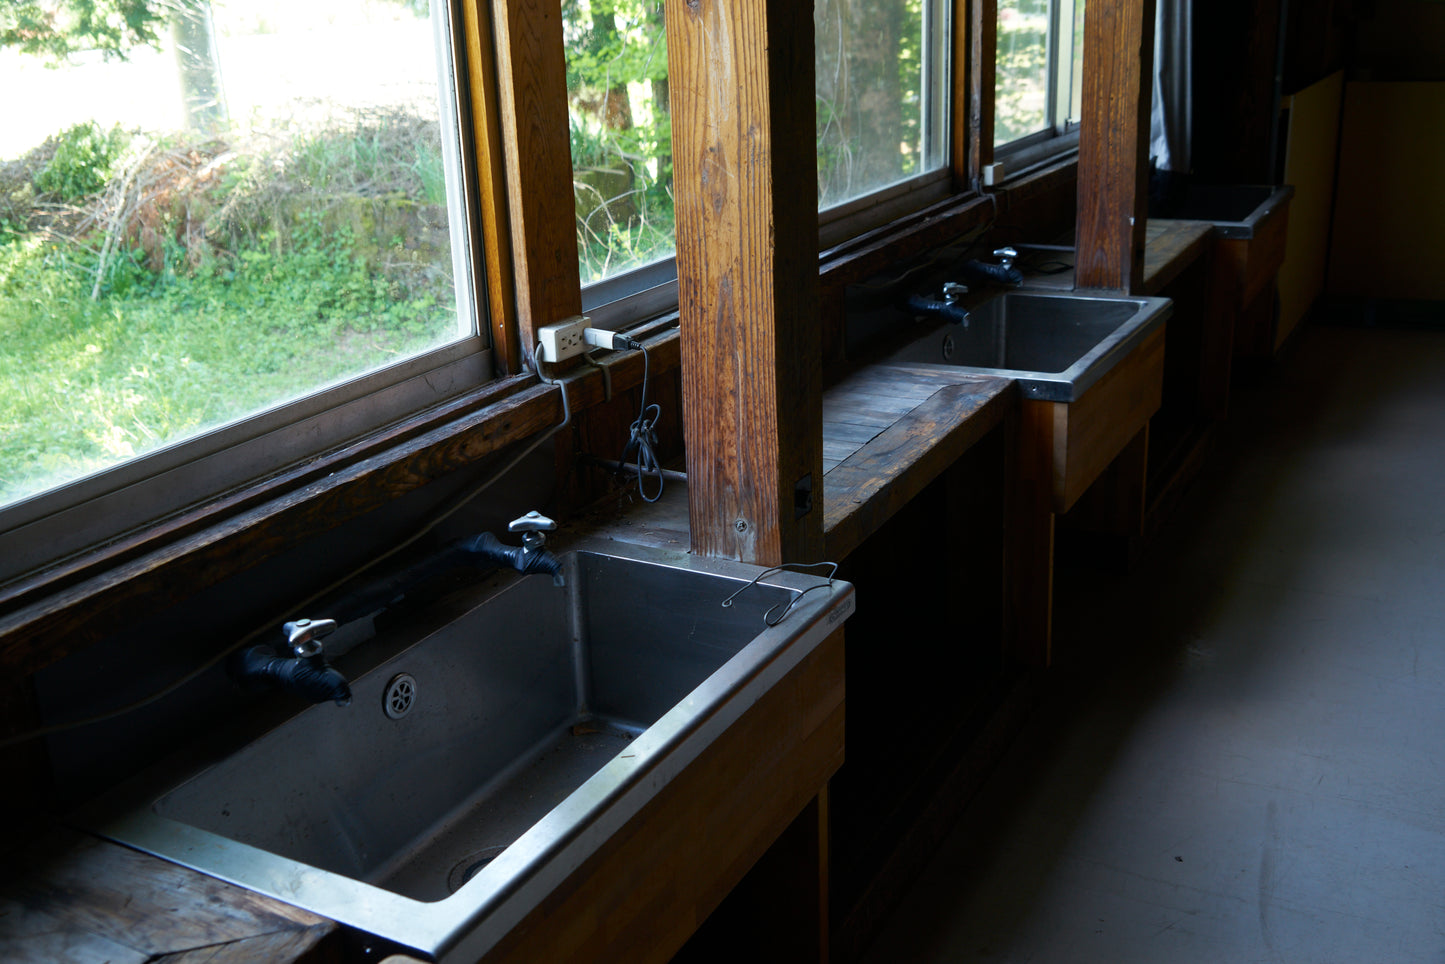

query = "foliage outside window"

[
  {"left": 816, "top": 0, "right": 950, "bottom": 211},
  {"left": 562, "top": 0, "right": 951, "bottom": 290},
  {"left": 563, "top": 0, "right": 673, "bottom": 286},
  {"left": 0, "top": 0, "right": 476, "bottom": 509},
  {"left": 995, "top": 0, "right": 1084, "bottom": 149}
]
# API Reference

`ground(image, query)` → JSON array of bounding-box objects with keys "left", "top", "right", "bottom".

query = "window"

[
  {"left": 561, "top": 0, "right": 680, "bottom": 327},
  {"left": 815, "top": 0, "right": 953, "bottom": 226},
  {"left": 560, "top": 0, "right": 954, "bottom": 323},
  {"left": 0, "top": 0, "right": 486, "bottom": 582},
  {"left": 995, "top": 0, "right": 1084, "bottom": 152}
]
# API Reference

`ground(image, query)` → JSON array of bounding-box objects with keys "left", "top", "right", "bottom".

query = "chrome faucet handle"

[
  {"left": 942, "top": 281, "right": 969, "bottom": 302},
  {"left": 993, "top": 246, "right": 1018, "bottom": 270},
  {"left": 281, "top": 617, "right": 338, "bottom": 658},
  {"left": 508, "top": 510, "right": 557, "bottom": 533},
  {"left": 509, "top": 510, "right": 557, "bottom": 552}
]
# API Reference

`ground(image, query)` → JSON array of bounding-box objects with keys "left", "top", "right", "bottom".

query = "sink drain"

[
  {"left": 447, "top": 845, "right": 508, "bottom": 893},
  {"left": 382, "top": 673, "right": 417, "bottom": 720}
]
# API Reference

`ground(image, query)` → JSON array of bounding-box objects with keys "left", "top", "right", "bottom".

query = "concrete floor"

[{"left": 861, "top": 323, "right": 1445, "bottom": 964}]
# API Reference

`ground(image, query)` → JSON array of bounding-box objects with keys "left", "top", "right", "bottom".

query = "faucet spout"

[
  {"left": 459, "top": 531, "right": 565, "bottom": 587},
  {"left": 230, "top": 646, "right": 352, "bottom": 706}
]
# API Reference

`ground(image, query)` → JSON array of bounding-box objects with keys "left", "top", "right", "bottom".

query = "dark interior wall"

[
  {"left": 1323, "top": 0, "right": 1445, "bottom": 301},
  {"left": 1350, "top": 0, "right": 1445, "bottom": 80},
  {"left": 1191, "top": 0, "right": 1285, "bottom": 182}
]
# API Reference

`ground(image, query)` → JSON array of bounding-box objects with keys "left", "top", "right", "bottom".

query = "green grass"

[
  {"left": 0, "top": 110, "right": 464, "bottom": 507},
  {"left": 0, "top": 220, "right": 455, "bottom": 505}
]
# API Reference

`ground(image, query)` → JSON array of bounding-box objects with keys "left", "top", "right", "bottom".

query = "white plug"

[
  {"left": 538, "top": 316, "right": 589, "bottom": 362},
  {"left": 583, "top": 327, "right": 642, "bottom": 352}
]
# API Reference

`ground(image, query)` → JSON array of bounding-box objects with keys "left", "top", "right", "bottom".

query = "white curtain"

[{"left": 1150, "top": 0, "right": 1192, "bottom": 172}]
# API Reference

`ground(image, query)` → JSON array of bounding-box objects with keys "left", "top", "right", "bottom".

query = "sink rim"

[
  {"left": 73, "top": 539, "right": 854, "bottom": 962},
  {"left": 1156, "top": 182, "right": 1294, "bottom": 239},
  {"left": 889, "top": 288, "right": 1173, "bottom": 402}
]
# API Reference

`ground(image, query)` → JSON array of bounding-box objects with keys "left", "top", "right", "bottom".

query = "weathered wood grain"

[
  {"left": 0, "top": 898, "right": 147, "bottom": 964},
  {"left": 151, "top": 925, "right": 337, "bottom": 964},
  {"left": 489, "top": 0, "right": 583, "bottom": 357},
  {"left": 822, "top": 374, "right": 1015, "bottom": 561},
  {"left": 2, "top": 829, "right": 335, "bottom": 961},
  {"left": 1141, "top": 219, "right": 1214, "bottom": 295},
  {"left": 1074, "top": 0, "right": 1156, "bottom": 291},
  {"left": 459, "top": 0, "right": 521, "bottom": 375},
  {"left": 667, "top": 0, "right": 824, "bottom": 566},
  {"left": 968, "top": 0, "right": 997, "bottom": 183}
]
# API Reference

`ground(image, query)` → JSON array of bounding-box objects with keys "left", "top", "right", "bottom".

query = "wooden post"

[
  {"left": 490, "top": 0, "right": 583, "bottom": 360},
  {"left": 965, "top": 0, "right": 997, "bottom": 186},
  {"left": 1074, "top": 0, "right": 1156, "bottom": 292},
  {"left": 460, "top": 0, "right": 522, "bottom": 376},
  {"left": 666, "top": 0, "right": 825, "bottom": 566}
]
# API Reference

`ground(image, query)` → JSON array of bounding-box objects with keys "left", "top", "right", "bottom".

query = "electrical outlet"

[{"left": 538, "top": 316, "right": 589, "bottom": 362}]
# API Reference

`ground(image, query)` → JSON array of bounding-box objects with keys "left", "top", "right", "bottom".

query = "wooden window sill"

[{"left": 0, "top": 331, "right": 680, "bottom": 680}]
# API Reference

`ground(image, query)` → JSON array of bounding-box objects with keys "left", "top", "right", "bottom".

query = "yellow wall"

[
  {"left": 1328, "top": 81, "right": 1445, "bottom": 301},
  {"left": 1277, "top": 71, "right": 1343, "bottom": 348}
]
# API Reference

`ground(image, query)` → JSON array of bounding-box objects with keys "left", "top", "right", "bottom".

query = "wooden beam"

[
  {"left": 490, "top": 0, "right": 582, "bottom": 358},
  {"left": 460, "top": 0, "right": 522, "bottom": 376},
  {"left": 666, "top": 0, "right": 824, "bottom": 566},
  {"left": 967, "top": 0, "right": 997, "bottom": 184},
  {"left": 1074, "top": 0, "right": 1156, "bottom": 292}
]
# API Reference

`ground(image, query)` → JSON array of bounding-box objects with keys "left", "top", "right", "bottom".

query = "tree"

[
  {"left": 3, "top": 0, "right": 227, "bottom": 131},
  {"left": 1, "top": 0, "right": 167, "bottom": 59}
]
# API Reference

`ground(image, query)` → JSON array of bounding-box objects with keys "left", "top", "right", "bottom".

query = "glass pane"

[
  {"left": 0, "top": 0, "right": 474, "bottom": 508},
  {"left": 995, "top": 0, "right": 1051, "bottom": 145},
  {"left": 1069, "top": 0, "right": 1085, "bottom": 124},
  {"left": 816, "top": 0, "right": 951, "bottom": 210},
  {"left": 563, "top": 0, "right": 673, "bottom": 285}
]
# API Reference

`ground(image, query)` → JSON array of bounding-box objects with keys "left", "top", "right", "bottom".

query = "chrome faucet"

[
  {"left": 957, "top": 245, "right": 1024, "bottom": 287},
  {"left": 229, "top": 617, "right": 353, "bottom": 706},
  {"left": 227, "top": 511, "right": 563, "bottom": 706},
  {"left": 460, "top": 510, "right": 565, "bottom": 587}
]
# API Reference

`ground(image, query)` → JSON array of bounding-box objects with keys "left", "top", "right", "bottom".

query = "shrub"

[{"left": 35, "top": 122, "right": 131, "bottom": 201}]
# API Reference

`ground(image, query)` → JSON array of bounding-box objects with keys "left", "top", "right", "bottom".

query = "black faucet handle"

[{"left": 282, "top": 617, "right": 338, "bottom": 658}]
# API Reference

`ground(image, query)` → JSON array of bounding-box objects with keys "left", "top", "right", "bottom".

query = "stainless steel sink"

[
  {"left": 1150, "top": 182, "right": 1294, "bottom": 239},
  {"left": 886, "top": 289, "right": 1172, "bottom": 401},
  {"left": 80, "top": 541, "right": 853, "bottom": 962}
]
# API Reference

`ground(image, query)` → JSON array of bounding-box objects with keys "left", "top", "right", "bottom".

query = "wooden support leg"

[
  {"left": 672, "top": 790, "right": 831, "bottom": 964},
  {"left": 1007, "top": 473, "right": 1055, "bottom": 670}
]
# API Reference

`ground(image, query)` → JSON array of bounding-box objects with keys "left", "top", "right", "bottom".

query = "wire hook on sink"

[{"left": 721, "top": 561, "right": 839, "bottom": 626}]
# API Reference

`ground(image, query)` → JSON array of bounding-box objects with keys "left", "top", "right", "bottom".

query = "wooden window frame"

[{"left": 1, "top": 0, "right": 1089, "bottom": 678}]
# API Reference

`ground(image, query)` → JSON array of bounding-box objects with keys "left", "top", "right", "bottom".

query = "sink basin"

[
  {"left": 1149, "top": 183, "right": 1294, "bottom": 238},
  {"left": 80, "top": 541, "right": 853, "bottom": 961},
  {"left": 885, "top": 290, "right": 1172, "bottom": 401}
]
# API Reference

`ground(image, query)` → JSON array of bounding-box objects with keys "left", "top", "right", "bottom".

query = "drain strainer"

[
  {"left": 447, "top": 845, "right": 508, "bottom": 893},
  {"left": 382, "top": 673, "right": 417, "bottom": 720}
]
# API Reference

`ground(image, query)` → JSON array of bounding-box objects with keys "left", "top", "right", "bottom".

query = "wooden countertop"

[
  {"left": 575, "top": 366, "right": 1016, "bottom": 564},
  {"left": 1, "top": 827, "right": 340, "bottom": 963},
  {"left": 821, "top": 366, "right": 1014, "bottom": 560},
  {"left": 1140, "top": 219, "right": 1214, "bottom": 295}
]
